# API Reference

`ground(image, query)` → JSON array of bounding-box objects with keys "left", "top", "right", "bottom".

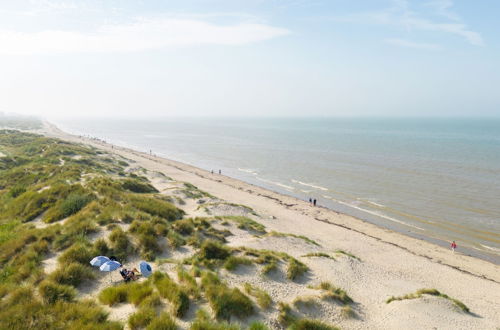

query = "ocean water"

[{"left": 55, "top": 117, "right": 500, "bottom": 262}]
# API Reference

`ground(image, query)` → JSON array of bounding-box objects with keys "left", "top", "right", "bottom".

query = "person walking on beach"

[
  {"left": 451, "top": 241, "right": 457, "bottom": 252},
  {"left": 219, "top": 169, "right": 221, "bottom": 174},
  {"left": 313, "top": 199, "right": 317, "bottom": 206},
  {"left": 309, "top": 198, "right": 312, "bottom": 205}
]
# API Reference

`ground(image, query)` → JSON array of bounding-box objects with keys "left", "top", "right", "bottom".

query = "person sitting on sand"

[{"left": 119, "top": 267, "right": 139, "bottom": 282}]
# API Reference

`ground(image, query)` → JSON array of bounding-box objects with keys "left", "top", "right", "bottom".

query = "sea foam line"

[
  {"left": 291, "top": 179, "right": 328, "bottom": 191},
  {"left": 335, "top": 200, "right": 425, "bottom": 231},
  {"left": 238, "top": 168, "right": 258, "bottom": 175},
  {"left": 257, "top": 177, "right": 294, "bottom": 190}
]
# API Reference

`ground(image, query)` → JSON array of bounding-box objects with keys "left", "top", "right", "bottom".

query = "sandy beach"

[{"left": 40, "top": 122, "right": 500, "bottom": 329}]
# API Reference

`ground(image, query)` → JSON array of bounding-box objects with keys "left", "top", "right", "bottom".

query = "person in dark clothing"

[
  {"left": 219, "top": 169, "right": 221, "bottom": 174},
  {"left": 309, "top": 198, "right": 312, "bottom": 204},
  {"left": 313, "top": 199, "right": 317, "bottom": 206}
]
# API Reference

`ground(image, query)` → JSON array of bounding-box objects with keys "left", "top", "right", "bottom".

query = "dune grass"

[
  {"left": 146, "top": 312, "right": 178, "bottom": 330},
  {"left": 243, "top": 283, "right": 272, "bottom": 309},
  {"left": 128, "top": 307, "right": 156, "bottom": 329},
  {"left": 311, "top": 281, "right": 353, "bottom": 305},
  {"left": 334, "top": 249, "right": 361, "bottom": 261},
  {"left": 288, "top": 319, "right": 340, "bottom": 330},
  {"left": 223, "top": 256, "right": 253, "bottom": 271},
  {"left": 217, "top": 216, "right": 266, "bottom": 234},
  {"left": 301, "top": 252, "right": 336, "bottom": 260},
  {"left": 266, "top": 231, "right": 320, "bottom": 246},
  {"left": 386, "top": 288, "right": 470, "bottom": 313},
  {"left": 201, "top": 271, "right": 254, "bottom": 321},
  {"left": 190, "top": 309, "right": 241, "bottom": 330},
  {"left": 38, "top": 280, "right": 76, "bottom": 304},
  {"left": 49, "top": 262, "right": 95, "bottom": 287},
  {"left": 153, "top": 272, "right": 190, "bottom": 318}
]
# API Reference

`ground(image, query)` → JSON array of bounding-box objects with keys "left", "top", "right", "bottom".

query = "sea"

[{"left": 54, "top": 117, "right": 500, "bottom": 263}]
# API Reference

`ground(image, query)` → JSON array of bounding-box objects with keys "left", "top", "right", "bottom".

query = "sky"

[{"left": 0, "top": 0, "right": 499, "bottom": 118}]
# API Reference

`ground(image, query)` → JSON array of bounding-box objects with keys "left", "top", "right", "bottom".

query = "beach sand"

[{"left": 40, "top": 122, "right": 500, "bottom": 329}]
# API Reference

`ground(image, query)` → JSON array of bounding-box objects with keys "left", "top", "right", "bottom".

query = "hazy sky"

[{"left": 1, "top": 0, "right": 499, "bottom": 118}]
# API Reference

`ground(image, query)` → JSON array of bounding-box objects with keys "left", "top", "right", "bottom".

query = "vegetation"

[
  {"left": 217, "top": 216, "right": 266, "bottom": 233},
  {"left": 122, "top": 178, "right": 158, "bottom": 193},
  {"left": 243, "top": 283, "right": 272, "bottom": 309},
  {"left": 129, "top": 307, "right": 156, "bottom": 329},
  {"left": 311, "top": 282, "right": 353, "bottom": 305},
  {"left": 288, "top": 319, "right": 340, "bottom": 330},
  {"left": 386, "top": 288, "right": 470, "bottom": 313},
  {"left": 223, "top": 256, "right": 253, "bottom": 271},
  {"left": 201, "top": 271, "right": 254, "bottom": 320},
  {"left": 335, "top": 249, "right": 361, "bottom": 261},
  {"left": 266, "top": 231, "right": 320, "bottom": 246},
  {"left": 153, "top": 272, "right": 190, "bottom": 318},
  {"left": 302, "top": 252, "right": 336, "bottom": 260}
]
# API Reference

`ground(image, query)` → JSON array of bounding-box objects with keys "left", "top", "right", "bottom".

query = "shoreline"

[
  {"left": 50, "top": 120, "right": 500, "bottom": 264},
  {"left": 39, "top": 121, "right": 499, "bottom": 283}
]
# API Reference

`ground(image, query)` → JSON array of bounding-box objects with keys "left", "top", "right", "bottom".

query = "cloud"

[
  {"left": 385, "top": 38, "right": 442, "bottom": 50},
  {"left": 0, "top": 17, "right": 290, "bottom": 55},
  {"left": 333, "top": 0, "right": 483, "bottom": 46}
]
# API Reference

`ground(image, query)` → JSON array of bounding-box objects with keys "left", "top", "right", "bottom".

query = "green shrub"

[
  {"left": 243, "top": 283, "right": 272, "bottom": 309},
  {"left": 146, "top": 312, "right": 178, "bottom": 330},
  {"left": 223, "top": 256, "right": 253, "bottom": 271},
  {"left": 129, "top": 307, "right": 156, "bottom": 329},
  {"left": 109, "top": 227, "right": 135, "bottom": 261},
  {"left": 49, "top": 263, "right": 94, "bottom": 287},
  {"left": 129, "top": 195, "right": 183, "bottom": 221},
  {"left": 138, "top": 233, "right": 161, "bottom": 261},
  {"left": 139, "top": 292, "right": 162, "bottom": 309},
  {"left": 98, "top": 285, "right": 129, "bottom": 306},
  {"left": 60, "top": 193, "right": 94, "bottom": 218},
  {"left": 93, "top": 238, "right": 110, "bottom": 256},
  {"left": 248, "top": 322, "right": 269, "bottom": 330},
  {"left": 173, "top": 219, "right": 195, "bottom": 235},
  {"left": 205, "top": 285, "right": 254, "bottom": 320},
  {"left": 128, "top": 282, "right": 154, "bottom": 306},
  {"left": 386, "top": 288, "right": 470, "bottom": 313},
  {"left": 58, "top": 243, "right": 94, "bottom": 265},
  {"left": 8, "top": 186, "right": 26, "bottom": 198},
  {"left": 287, "top": 258, "right": 308, "bottom": 281},
  {"left": 177, "top": 266, "right": 200, "bottom": 298},
  {"left": 199, "top": 240, "right": 231, "bottom": 260},
  {"left": 190, "top": 320, "right": 240, "bottom": 330},
  {"left": 288, "top": 319, "right": 340, "bottom": 330},
  {"left": 154, "top": 276, "right": 190, "bottom": 317},
  {"left": 278, "top": 302, "right": 296, "bottom": 326},
  {"left": 167, "top": 231, "right": 186, "bottom": 248},
  {"left": 122, "top": 179, "right": 158, "bottom": 193},
  {"left": 39, "top": 280, "right": 76, "bottom": 304}
]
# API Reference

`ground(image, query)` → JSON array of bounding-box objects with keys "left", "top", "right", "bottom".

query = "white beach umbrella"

[
  {"left": 90, "top": 256, "right": 110, "bottom": 267},
  {"left": 100, "top": 260, "right": 122, "bottom": 283}
]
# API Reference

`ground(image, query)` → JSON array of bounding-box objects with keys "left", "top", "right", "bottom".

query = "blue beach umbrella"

[
  {"left": 90, "top": 256, "right": 110, "bottom": 267},
  {"left": 139, "top": 261, "right": 153, "bottom": 277}
]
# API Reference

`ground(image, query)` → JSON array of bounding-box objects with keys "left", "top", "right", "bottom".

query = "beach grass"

[{"left": 386, "top": 288, "right": 470, "bottom": 313}]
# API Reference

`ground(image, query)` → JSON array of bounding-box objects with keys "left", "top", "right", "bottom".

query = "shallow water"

[{"left": 55, "top": 117, "right": 500, "bottom": 262}]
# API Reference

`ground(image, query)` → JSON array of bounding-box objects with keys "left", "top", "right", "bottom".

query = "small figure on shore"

[
  {"left": 451, "top": 240, "right": 457, "bottom": 252},
  {"left": 211, "top": 170, "right": 214, "bottom": 174},
  {"left": 219, "top": 169, "right": 221, "bottom": 174},
  {"left": 149, "top": 149, "right": 152, "bottom": 155},
  {"left": 309, "top": 198, "right": 312, "bottom": 204},
  {"left": 313, "top": 199, "right": 317, "bottom": 206}
]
